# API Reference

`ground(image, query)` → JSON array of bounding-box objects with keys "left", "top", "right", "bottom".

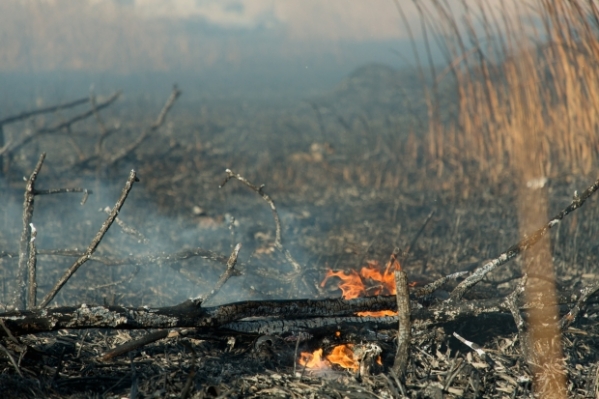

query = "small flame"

[
  {"left": 298, "top": 348, "right": 329, "bottom": 370},
  {"left": 327, "top": 344, "right": 359, "bottom": 371},
  {"left": 321, "top": 257, "right": 404, "bottom": 316},
  {"left": 308, "top": 255, "right": 412, "bottom": 372},
  {"left": 298, "top": 345, "right": 359, "bottom": 372}
]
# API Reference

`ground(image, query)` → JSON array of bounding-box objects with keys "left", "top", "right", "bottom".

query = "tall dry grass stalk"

[
  {"left": 416, "top": 0, "right": 599, "bottom": 184},
  {"left": 403, "top": 1, "right": 599, "bottom": 396}
]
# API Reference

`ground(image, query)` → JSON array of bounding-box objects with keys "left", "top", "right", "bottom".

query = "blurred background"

[{"left": 0, "top": 0, "right": 428, "bottom": 105}]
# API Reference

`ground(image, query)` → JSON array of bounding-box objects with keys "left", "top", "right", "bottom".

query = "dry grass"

[
  {"left": 400, "top": 2, "right": 599, "bottom": 397},
  {"left": 410, "top": 0, "right": 599, "bottom": 185}
]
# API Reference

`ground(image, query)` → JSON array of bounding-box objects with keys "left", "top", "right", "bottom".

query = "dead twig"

[
  {"left": 560, "top": 279, "right": 599, "bottom": 330},
  {"left": 35, "top": 187, "right": 92, "bottom": 206},
  {"left": 37, "top": 170, "right": 139, "bottom": 308},
  {"left": 412, "top": 270, "right": 469, "bottom": 298},
  {"left": 100, "top": 330, "right": 171, "bottom": 362},
  {"left": 8, "top": 92, "right": 121, "bottom": 156},
  {"left": 505, "top": 276, "right": 530, "bottom": 360},
  {"left": 27, "top": 223, "right": 38, "bottom": 308},
  {"left": 392, "top": 269, "right": 411, "bottom": 377},
  {"left": 14, "top": 153, "right": 45, "bottom": 310},
  {"left": 450, "top": 176, "right": 599, "bottom": 301},
  {"left": 220, "top": 169, "right": 283, "bottom": 248},
  {"left": 90, "top": 90, "right": 111, "bottom": 155},
  {"left": 0, "top": 342, "right": 23, "bottom": 377},
  {"left": 180, "top": 340, "right": 197, "bottom": 399},
  {"left": 202, "top": 243, "right": 242, "bottom": 305},
  {"left": 107, "top": 86, "right": 181, "bottom": 166},
  {"left": 220, "top": 168, "right": 302, "bottom": 274},
  {"left": 0, "top": 97, "right": 89, "bottom": 126},
  {"left": 399, "top": 209, "right": 435, "bottom": 264},
  {"left": 102, "top": 206, "right": 148, "bottom": 244}
]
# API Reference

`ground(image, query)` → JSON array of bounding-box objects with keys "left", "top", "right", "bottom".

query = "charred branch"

[
  {"left": 393, "top": 269, "right": 411, "bottom": 377},
  {"left": 2, "top": 286, "right": 597, "bottom": 338}
]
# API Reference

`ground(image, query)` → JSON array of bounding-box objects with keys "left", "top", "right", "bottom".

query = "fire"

[
  {"left": 320, "top": 257, "right": 403, "bottom": 316},
  {"left": 327, "top": 344, "right": 359, "bottom": 371},
  {"left": 298, "top": 348, "right": 329, "bottom": 369},
  {"left": 302, "top": 255, "right": 410, "bottom": 372},
  {"left": 298, "top": 345, "right": 358, "bottom": 372}
]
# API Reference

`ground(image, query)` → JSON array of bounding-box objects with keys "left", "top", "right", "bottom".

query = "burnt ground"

[{"left": 1, "top": 64, "right": 599, "bottom": 398}]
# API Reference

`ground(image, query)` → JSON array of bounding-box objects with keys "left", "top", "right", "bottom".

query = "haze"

[{"left": 0, "top": 0, "right": 528, "bottom": 106}]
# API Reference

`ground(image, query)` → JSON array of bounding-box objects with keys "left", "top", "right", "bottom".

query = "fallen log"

[{"left": 1, "top": 285, "right": 596, "bottom": 337}]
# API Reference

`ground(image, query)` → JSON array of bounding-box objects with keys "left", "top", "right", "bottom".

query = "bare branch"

[
  {"left": 107, "top": 86, "right": 181, "bottom": 166},
  {"left": 220, "top": 168, "right": 302, "bottom": 274},
  {"left": 399, "top": 209, "right": 435, "bottom": 264},
  {"left": 560, "top": 280, "right": 599, "bottom": 330},
  {"left": 89, "top": 91, "right": 111, "bottom": 155},
  {"left": 393, "top": 269, "right": 411, "bottom": 377},
  {"left": 0, "top": 342, "right": 23, "bottom": 377},
  {"left": 27, "top": 223, "right": 38, "bottom": 308},
  {"left": 202, "top": 243, "right": 241, "bottom": 305},
  {"left": 450, "top": 177, "right": 599, "bottom": 301},
  {"left": 14, "top": 153, "right": 45, "bottom": 310},
  {"left": 0, "top": 97, "right": 89, "bottom": 126},
  {"left": 37, "top": 170, "right": 138, "bottom": 308},
  {"left": 2, "top": 247, "right": 229, "bottom": 263},
  {"left": 100, "top": 330, "right": 170, "bottom": 362},
  {"left": 102, "top": 206, "right": 147, "bottom": 243},
  {"left": 7, "top": 92, "right": 121, "bottom": 156}
]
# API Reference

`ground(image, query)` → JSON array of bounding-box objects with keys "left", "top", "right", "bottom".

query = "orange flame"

[
  {"left": 306, "top": 255, "right": 411, "bottom": 371},
  {"left": 298, "top": 348, "right": 328, "bottom": 370},
  {"left": 321, "top": 257, "right": 403, "bottom": 316},
  {"left": 298, "top": 345, "right": 359, "bottom": 372},
  {"left": 327, "top": 344, "right": 359, "bottom": 371}
]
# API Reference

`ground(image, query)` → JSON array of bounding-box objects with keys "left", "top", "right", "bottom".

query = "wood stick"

[
  {"left": 102, "top": 206, "right": 147, "bottom": 244},
  {"left": 0, "top": 97, "right": 89, "bottom": 126},
  {"left": 392, "top": 270, "right": 411, "bottom": 377},
  {"left": 220, "top": 169, "right": 302, "bottom": 273},
  {"left": 107, "top": 86, "right": 180, "bottom": 166},
  {"left": 450, "top": 176, "right": 599, "bottom": 301},
  {"left": 27, "top": 223, "right": 38, "bottom": 308},
  {"left": 8, "top": 92, "right": 121, "bottom": 156},
  {"left": 399, "top": 209, "right": 435, "bottom": 264},
  {"left": 202, "top": 243, "right": 241, "bottom": 305},
  {"left": 100, "top": 330, "right": 170, "bottom": 362},
  {"left": 14, "top": 153, "right": 45, "bottom": 310},
  {"left": 560, "top": 280, "right": 599, "bottom": 330},
  {"left": 0, "top": 288, "right": 596, "bottom": 338},
  {"left": 37, "top": 170, "right": 138, "bottom": 308}
]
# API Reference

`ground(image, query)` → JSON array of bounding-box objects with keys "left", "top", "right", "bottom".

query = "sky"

[{"left": 0, "top": 0, "right": 531, "bottom": 101}]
